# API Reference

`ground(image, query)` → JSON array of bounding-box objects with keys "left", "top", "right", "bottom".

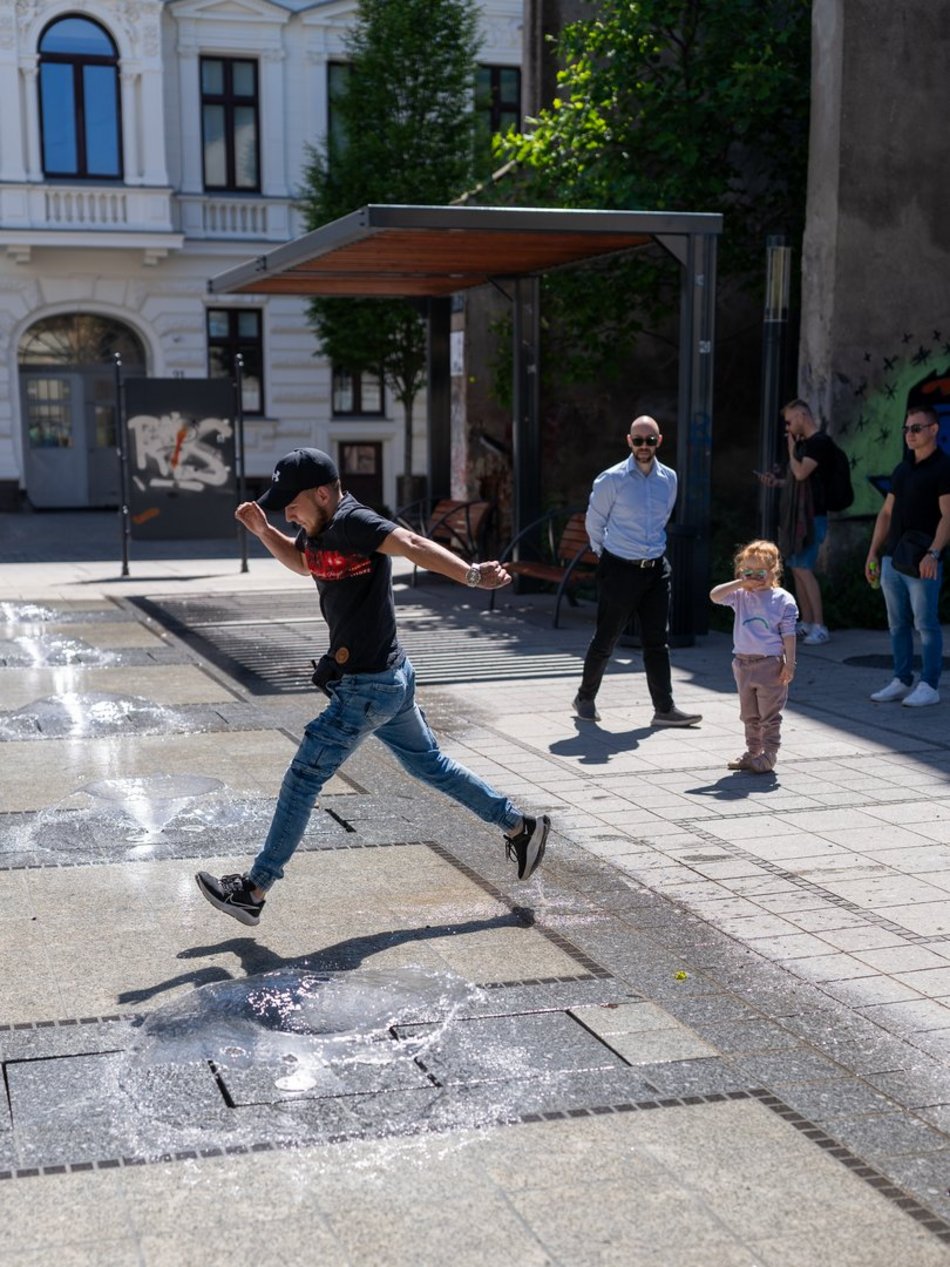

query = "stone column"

[
  {"left": 0, "top": 46, "right": 26, "bottom": 181},
  {"left": 20, "top": 58, "right": 42, "bottom": 181},
  {"left": 177, "top": 43, "right": 203, "bottom": 193},
  {"left": 139, "top": 65, "right": 169, "bottom": 186},
  {"left": 120, "top": 68, "right": 141, "bottom": 184},
  {"left": 259, "top": 49, "right": 286, "bottom": 197}
]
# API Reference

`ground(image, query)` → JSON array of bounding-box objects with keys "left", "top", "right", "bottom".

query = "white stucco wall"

[{"left": 0, "top": 0, "right": 521, "bottom": 510}]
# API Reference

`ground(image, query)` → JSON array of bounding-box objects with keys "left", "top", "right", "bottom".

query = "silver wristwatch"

[{"left": 465, "top": 564, "right": 482, "bottom": 588}]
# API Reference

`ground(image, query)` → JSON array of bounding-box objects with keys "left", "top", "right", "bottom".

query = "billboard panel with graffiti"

[
  {"left": 123, "top": 378, "right": 236, "bottom": 539},
  {"left": 836, "top": 336, "right": 950, "bottom": 515}
]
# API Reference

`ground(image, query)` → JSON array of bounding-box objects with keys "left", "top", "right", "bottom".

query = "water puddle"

[
  {"left": 0, "top": 601, "right": 59, "bottom": 626},
  {"left": 0, "top": 789, "right": 274, "bottom": 863},
  {"left": 0, "top": 633, "right": 119, "bottom": 666},
  {"left": 131, "top": 966, "right": 482, "bottom": 1093},
  {"left": 0, "top": 692, "right": 200, "bottom": 740}
]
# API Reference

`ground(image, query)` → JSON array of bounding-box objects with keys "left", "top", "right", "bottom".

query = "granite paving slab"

[
  {"left": 0, "top": 730, "right": 355, "bottom": 812},
  {"left": 0, "top": 665, "right": 237, "bottom": 709}
]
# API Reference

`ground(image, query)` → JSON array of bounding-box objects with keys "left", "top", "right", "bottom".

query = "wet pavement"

[{"left": 1, "top": 510, "right": 950, "bottom": 1265}]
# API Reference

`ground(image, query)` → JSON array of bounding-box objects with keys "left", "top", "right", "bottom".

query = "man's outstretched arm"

[
  {"left": 235, "top": 501, "right": 310, "bottom": 575},
  {"left": 378, "top": 526, "right": 511, "bottom": 589}
]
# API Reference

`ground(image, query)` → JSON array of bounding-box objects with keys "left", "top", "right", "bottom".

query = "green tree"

[
  {"left": 493, "top": 0, "right": 811, "bottom": 385},
  {"left": 300, "top": 0, "right": 481, "bottom": 496}
]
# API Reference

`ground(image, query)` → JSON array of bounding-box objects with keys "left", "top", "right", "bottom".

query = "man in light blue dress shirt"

[{"left": 573, "top": 416, "right": 703, "bottom": 727}]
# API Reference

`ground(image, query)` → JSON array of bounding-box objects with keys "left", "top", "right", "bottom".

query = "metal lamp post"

[{"left": 758, "top": 233, "right": 791, "bottom": 539}]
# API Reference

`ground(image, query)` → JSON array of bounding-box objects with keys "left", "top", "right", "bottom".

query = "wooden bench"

[
  {"left": 489, "top": 507, "right": 599, "bottom": 627},
  {"left": 396, "top": 497, "right": 495, "bottom": 587}
]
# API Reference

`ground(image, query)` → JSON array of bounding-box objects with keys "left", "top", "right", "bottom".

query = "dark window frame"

[
  {"left": 200, "top": 56, "right": 261, "bottom": 193},
  {"left": 475, "top": 63, "right": 521, "bottom": 137},
  {"left": 331, "top": 365, "right": 385, "bottom": 418},
  {"left": 207, "top": 308, "right": 264, "bottom": 416},
  {"left": 327, "top": 60, "right": 352, "bottom": 158},
  {"left": 38, "top": 16, "right": 123, "bottom": 180}
]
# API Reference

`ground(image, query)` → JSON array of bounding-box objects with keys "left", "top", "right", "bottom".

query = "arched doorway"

[{"left": 18, "top": 314, "right": 146, "bottom": 508}]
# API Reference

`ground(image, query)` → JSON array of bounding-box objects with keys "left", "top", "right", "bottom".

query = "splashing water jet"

[
  {"left": 132, "top": 967, "right": 482, "bottom": 1092},
  {"left": 82, "top": 774, "right": 223, "bottom": 842}
]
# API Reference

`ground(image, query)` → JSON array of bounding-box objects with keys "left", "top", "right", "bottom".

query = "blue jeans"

[
  {"left": 880, "top": 555, "right": 944, "bottom": 689},
  {"left": 249, "top": 657, "right": 521, "bottom": 890},
  {"left": 786, "top": 514, "right": 828, "bottom": 571}
]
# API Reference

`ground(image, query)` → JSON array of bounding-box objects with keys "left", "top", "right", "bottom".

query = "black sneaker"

[
  {"left": 195, "top": 872, "right": 264, "bottom": 926},
  {"left": 505, "top": 815, "right": 550, "bottom": 881},
  {"left": 651, "top": 706, "right": 702, "bottom": 728}
]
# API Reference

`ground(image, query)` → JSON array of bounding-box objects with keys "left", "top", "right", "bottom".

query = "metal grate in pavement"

[{"left": 132, "top": 591, "right": 589, "bottom": 694}]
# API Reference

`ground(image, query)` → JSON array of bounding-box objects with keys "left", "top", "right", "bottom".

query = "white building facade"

[{"left": 0, "top": 0, "right": 521, "bottom": 512}]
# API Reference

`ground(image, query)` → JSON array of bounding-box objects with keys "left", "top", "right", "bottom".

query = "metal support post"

[
  {"left": 757, "top": 233, "right": 791, "bottom": 539},
  {"left": 234, "top": 354, "right": 248, "bottom": 573},
  {"left": 113, "top": 352, "right": 130, "bottom": 577},
  {"left": 675, "top": 232, "right": 718, "bottom": 637},
  {"left": 511, "top": 276, "right": 541, "bottom": 552},
  {"left": 426, "top": 297, "right": 452, "bottom": 499}
]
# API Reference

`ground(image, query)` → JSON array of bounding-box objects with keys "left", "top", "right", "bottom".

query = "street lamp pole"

[{"left": 758, "top": 233, "right": 791, "bottom": 540}]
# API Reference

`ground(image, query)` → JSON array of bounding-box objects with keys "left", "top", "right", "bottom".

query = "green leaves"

[
  {"left": 488, "top": 0, "right": 810, "bottom": 386},
  {"left": 298, "top": 0, "right": 481, "bottom": 473}
]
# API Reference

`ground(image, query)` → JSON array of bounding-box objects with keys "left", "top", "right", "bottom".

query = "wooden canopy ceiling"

[{"left": 207, "top": 204, "right": 723, "bottom": 298}]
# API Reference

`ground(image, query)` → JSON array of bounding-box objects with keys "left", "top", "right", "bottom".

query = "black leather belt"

[{"left": 604, "top": 549, "right": 659, "bottom": 568}]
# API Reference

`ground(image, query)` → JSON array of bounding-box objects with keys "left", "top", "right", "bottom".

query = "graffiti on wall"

[
  {"left": 834, "top": 328, "right": 950, "bottom": 516},
  {"left": 122, "top": 377, "right": 236, "bottom": 539}
]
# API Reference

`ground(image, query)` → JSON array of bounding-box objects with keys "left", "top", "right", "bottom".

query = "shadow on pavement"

[
  {"left": 117, "top": 911, "right": 531, "bottom": 1006},
  {"left": 548, "top": 722, "right": 654, "bottom": 764},
  {"left": 685, "top": 772, "right": 780, "bottom": 800}
]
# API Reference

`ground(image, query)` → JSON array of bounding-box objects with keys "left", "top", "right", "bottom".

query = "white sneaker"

[
  {"left": 803, "top": 624, "right": 830, "bottom": 645},
  {"left": 870, "top": 677, "right": 913, "bottom": 702},
  {"left": 795, "top": 621, "right": 812, "bottom": 637},
  {"left": 902, "top": 682, "right": 940, "bottom": 708}
]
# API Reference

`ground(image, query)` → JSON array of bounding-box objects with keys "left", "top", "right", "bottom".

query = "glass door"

[
  {"left": 21, "top": 373, "right": 88, "bottom": 508},
  {"left": 338, "top": 441, "right": 383, "bottom": 510}
]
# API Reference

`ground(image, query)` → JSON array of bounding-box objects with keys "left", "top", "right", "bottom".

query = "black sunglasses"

[
  {"left": 630, "top": 435, "right": 659, "bottom": 447},
  {"left": 903, "top": 422, "right": 936, "bottom": 434}
]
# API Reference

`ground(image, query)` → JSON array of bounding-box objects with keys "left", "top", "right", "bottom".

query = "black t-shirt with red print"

[{"left": 295, "top": 493, "right": 404, "bottom": 674}]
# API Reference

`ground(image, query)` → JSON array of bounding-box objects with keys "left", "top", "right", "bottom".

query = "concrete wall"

[{"left": 801, "top": 0, "right": 950, "bottom": 521}]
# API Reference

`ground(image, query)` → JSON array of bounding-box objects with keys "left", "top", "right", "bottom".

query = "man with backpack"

[{"left": 758, "top": 398, "right": 852, "bottom": 645}]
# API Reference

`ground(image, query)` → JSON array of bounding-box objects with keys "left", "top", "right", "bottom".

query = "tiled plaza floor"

[{"left": 1, "top": 511, "right": 949, "bottom": 1265}]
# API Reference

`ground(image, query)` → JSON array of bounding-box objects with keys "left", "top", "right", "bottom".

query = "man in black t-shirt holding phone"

[
  {"left": 758, "top": 399, "right": 834, "bottom": 645},
  {"left": 196, "top": 448, "right": 550, "bottom": 926}
]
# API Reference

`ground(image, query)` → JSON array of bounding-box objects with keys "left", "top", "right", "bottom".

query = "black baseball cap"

[{"left": 257, "top": 448, "right": 340, "bottom": 510}]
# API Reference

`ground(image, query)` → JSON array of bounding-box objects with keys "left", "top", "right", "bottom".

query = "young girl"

[{"left": 710, "top": 539, "right": 799, "bottom": 773}]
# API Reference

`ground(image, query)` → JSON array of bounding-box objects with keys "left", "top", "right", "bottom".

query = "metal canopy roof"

[
  {"left": 207, "top": 203, "right": 723, "bottom": 297},
  {"left": 208, "top": 201, "right": 723, "bottom": 637}
]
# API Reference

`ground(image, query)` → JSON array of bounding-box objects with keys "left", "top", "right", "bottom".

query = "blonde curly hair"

[{"left": 734, "top": 539, "right": 782, "bottom": 581}]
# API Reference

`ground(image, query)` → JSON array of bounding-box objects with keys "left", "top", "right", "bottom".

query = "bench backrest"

[
  {"left": 557, "top": 512, "right": 598, "bottom": 566},
  {"left": 429, "top": 499, "right": 492, "bottom": 554}
]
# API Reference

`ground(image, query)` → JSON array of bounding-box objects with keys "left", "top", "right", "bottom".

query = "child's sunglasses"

[{"left": 740, "top": 569, "right": 768, "bottom": 579}]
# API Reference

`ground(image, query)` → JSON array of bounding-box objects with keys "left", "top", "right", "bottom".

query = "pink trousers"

[{"left": 732, "top": 654, "right": 788, "bottom": 759}]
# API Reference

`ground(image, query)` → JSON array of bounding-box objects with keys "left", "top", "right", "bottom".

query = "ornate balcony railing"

[
  {"left": 176, "top": 193, "right": 296, "bottom": 242},
  {"left": 0, "top": 184, "right": 296, "bottom": 249}
]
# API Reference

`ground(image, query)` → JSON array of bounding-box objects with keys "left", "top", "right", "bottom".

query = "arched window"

[
  {"left": 39, "top": 16, "right": 122, "bottom": 179},
  {"left": 18, "top": 314, "right": 145, "bottom": 368}
]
